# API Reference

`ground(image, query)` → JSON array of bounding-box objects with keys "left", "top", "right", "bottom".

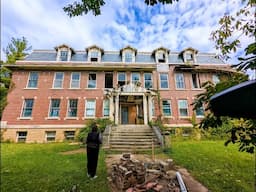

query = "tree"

[
  {"left": 63, "top": 0, "right": 178, "bottom": 17},
  {"left": 4, "top": 37, "right": 32, "bottom": 64},
  {"left": 211, "top": 0, "right": 256, "bottom": 72},
  {"left": 1, "top": 37, "right": 32, "bottom": 119}
]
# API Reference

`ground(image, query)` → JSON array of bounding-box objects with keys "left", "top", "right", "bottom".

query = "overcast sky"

[{"left": 1, "top": 0, "right": 252, "bottom": 65}]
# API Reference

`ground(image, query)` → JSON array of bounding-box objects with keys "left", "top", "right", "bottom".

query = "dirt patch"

[
  {"left": 60, "top": 148, "right": 85, "bottom": 155},
  {"left": 105, "top": 154, "right": 209, "bottom": 192}
]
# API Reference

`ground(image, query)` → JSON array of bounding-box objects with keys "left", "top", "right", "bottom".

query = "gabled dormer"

[
  {"left": 55, "top": 44, "right": 75, "bottom": 61},
  {"left": 86, "top": 45, "right": 104, "bottom": 62},
  {"left": 120, "top": 46, "right": 137, "bottom": 63},
  {"left": 181, "top": 47, "right": 198, "bottom": 64},
  {"left": 153, "top": 47, "right": 170, "bottom": 63}
]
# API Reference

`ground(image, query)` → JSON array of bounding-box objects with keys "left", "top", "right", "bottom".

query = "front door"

[{"left": 121, "top": 107, "right": 129, "bottom": 124}]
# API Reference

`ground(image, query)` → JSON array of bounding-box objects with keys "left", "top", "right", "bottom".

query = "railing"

[
  {"left": 151, "top": 125, "right": 164, "bottom": 147},
  {"left": 102, "top": 124, "right": 112, "bottom": 148}
]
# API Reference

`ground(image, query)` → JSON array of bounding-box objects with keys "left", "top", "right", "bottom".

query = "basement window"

[
  {"left": 46, "top": 131, "right": 56, "bottom": 142},
  {"left": 64, "top": 131, "right": 75, "bottom": 141},
  {"left": 17, "top": 131, "right": 27, "bottom": 142}
]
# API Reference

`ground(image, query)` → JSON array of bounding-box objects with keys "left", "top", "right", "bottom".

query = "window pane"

[
  {"left": 162, "top": 100, "right": 171, "bottom": 116},
  {"left": 105, "top": 73, "right": 113, "bottom": 88},
  {"left": 160, "top": 74, "right": 169, "bottom": 88},
  {"left": 178, "top": 100, "right": 188, "bottom": 116},
  {"left": 88, "top": 74, "right": 96, "bottom": 88},
  {"left": 176, "top": 73, "right": 185, "bottom": 89},
  {"left": 22, "top": 99, "right": 34, "bottom": 117},
  {"left": 86, "top": 100, "right": 96, "bottom": 117},
  {"left": 132, "top": 73, "right": 140, "bottom": 84},
  {"left": 144, "top": 73, "right": 152, "bottom": 89},
  {"left": 60, "top": 51, "right": 68, "bottom": 61},
  {"left": 27, "top": 72, "right": 38, "bottom": 88},
  {"left": 103, "top": 99, "right": 110, "bottom": 116},
  {"left": 118, "top": 73, "right": 126, "bottom": 86},
  {"left": 53, "top": 72, "right": 64, "bottom": 88},
  {"left": 68, "top": 99, "right": 78, "bottom": 117},
  {"left": 49, "top": 99, "right": 60, "bottom": 117},
  {"left": 196, "top": 105, "right": 204, "bottom": 116},
  {"left": 71, "top": 72, "right": 80, "bottom": 88},
  {"left": 125, "top": 52, "right": 132, "bottom": 62},
  {"left": 192, "top": 73, "right": 199, "bottom": 88}
]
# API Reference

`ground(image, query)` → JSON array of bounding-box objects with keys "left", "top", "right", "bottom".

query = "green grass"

[
  {"left": 169, "top": 139, "right": 255, "bottom": 192},
  {"left": 1, "top": 143, "right": 110, "bottom": 192}
]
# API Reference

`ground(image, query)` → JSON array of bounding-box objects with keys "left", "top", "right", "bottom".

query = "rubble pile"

[{"left": 109, "top": 153, "right": 181, "bottom": 192}]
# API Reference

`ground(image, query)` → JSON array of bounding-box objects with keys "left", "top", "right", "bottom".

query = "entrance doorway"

[{"left": 121, "top": 107, "right": 128, "bottom": 124}]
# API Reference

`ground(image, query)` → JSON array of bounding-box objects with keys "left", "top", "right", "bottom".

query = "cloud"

[{"left": 1, "top": 0, "right": 253, "bottom": 65}]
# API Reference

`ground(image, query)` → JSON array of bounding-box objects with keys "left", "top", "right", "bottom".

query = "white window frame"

[
  {"left": 131, "top": 72, "right": 140, "bottom": 85},
  {"left": 60, "top": 51, "right": 68, "bottom": 61},
  {"left": 85, "top": 99, "right": 96, "bottom": 118},
  {"left": 212, "top": 74, "right": 220, "bottom": 84},
  {"left": 178, "top": 99, "right": 189, "bottom": 117},
  {"left": 124, "top": 51, "right": 133, "bottom": 63},
  {"left": 20, "top": 99, "right": 34, "bottom": 118},
  {"left": 64, "top": 131, "right": 75, "bottom": 141},
  {"left": 144, "top": 73, "right": 153, "bottom": 89},
  {"left": 48, "top": 99, "right": 61, "bottom": 118},
  {"left": 70, "top": 72, "right": 81, "bottom": 88},
  {"left": 175, "top": 73, "right": 185, "bottom": 89},
  {"left": 191, "top": 73, "right": 200, "bottom": 89},
  {"left": 103, "top": 99, "right": 110, "bottom": 117},
  {"left": 67, "top": 99, "right": 78, "bottom": 117},
  {"left": 87, "top": 73, "right": 97, "bottom": 89},
  {"left": 45, "top": 131, "right": 56, "bottom": 142},
  {"left": 26, "top": 72, "right": 38, "bottom": 88},
  {"left": 17, "top": 131, "right": 27, "bottom": 142},
  {"left": 162, "top": 100, "right": 172, "bottom": 116},
  {"left": 118, "top": 72, "right": 126, "bottom": 86},
  {"left": 53, "top": 72, "right": 64, "bottom": 89},
  {"left": 159, "top": 73, "right": 169, "bottom": 89},
  {"left": 195, "top": 105, "right": 204, "bottom": 117},
  {"left": 157, "top": 51, "right": 167, "bottom": 63}
]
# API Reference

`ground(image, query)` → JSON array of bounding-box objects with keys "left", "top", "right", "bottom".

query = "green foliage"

[
  {"left": 225, "top": 119, "right": 256, "bottom": 153},
  {"left": 3, "top": 36, "right": 32, "bottom": 64},
  {"left": 77, "top": 118, "right": 113, "bottom": 142},
  {"left": 149, "top": 119, "right": 166, "bottom": 132},
  {"left": 211, "top": 1, "right": 255, "bottom": 71},
  {"left": 63, "top": 0, "right": 178, "bottom": 17}
]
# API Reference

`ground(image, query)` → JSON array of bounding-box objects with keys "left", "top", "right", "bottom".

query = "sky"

[{"left": 1, "top": 0, "right": 253, "bottom": 68}]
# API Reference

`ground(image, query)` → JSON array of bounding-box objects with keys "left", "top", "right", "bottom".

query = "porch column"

[
  {"left": 148, "top": 96, "right": 152, "bottom": 122},
  {"left": 109, "top": 96, "right": 114, "bottom": 121},
  {"left": 143, "top": 95, "right": 148, "bottom": 125},
  {"left": 115, "top": 95, "right": 119, "bottom": 124}
]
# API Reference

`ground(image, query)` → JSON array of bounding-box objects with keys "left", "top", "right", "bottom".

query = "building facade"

[{"left": 1, "top": 44, "right": 234, "bottom": 143}]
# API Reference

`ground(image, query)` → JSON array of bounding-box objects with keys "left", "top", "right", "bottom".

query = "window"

[
  {"left": 70, "top": 72, "right": 80, "bottom": 88},
  {"left": 131, "top": 73, "right": 140, "bottom": 85},
  {"left": 88, "top": 73, "right": 96, "bottom": 88},
  {"left": 17, "top": 132, "right": 27, "bottom": 142},
  {"left": 212, "top": 74, "right": 220, "bottom": 84},
  {"left": 60, "top": 51, "right": 68, "bottom": 61},
  {"left": 186, "top": 53, "right": 194, "bottom": 62},
  {"left": 162, "top": 100, "right": 172, "bottom": 116},
  {"left": 46, "top": 131, "right": 56, "bottom": 142},
  {"left": 21, "top": 99, "right": 34, "bottom": 117},
  {"left": 53, "top": 72, "right": 64, "bottom": 88},
  {"left": 27, "top": 72, "right": 38, "bottom": 88},
  {"left": 85, "top": 100, "right": 96, "bottom": 117},
  {"left": 192, "top": 73, "right": 200, "bottom": 89},
  {"left": 118, "top": 73, "right": 126, "bottom": 86},
  {"left": 157, "top": 52, "right": 166, "bottom": 63},
  {"left": 144, "top": 73, "right": 153, "bottom": 89},
  {"left": 105, "top": 73, "right": 113, "bottom": 88},
  {"left": 195, "top": 105, "right": 204, "bottom": 117},
  {"left": 67, "top": 99, "right": 78, "bottom": 117},
  {"left": 64, "top": 131, "right": 75, "bottom": 141},
  {"left": 152, "top": 100, "right": 155, "bottom": 116},
  {"left": 178, "top": 100, "right": 188, "bottom": 117},
  {"left": 49, "top": 99, "right": 61, "bottom": 117},
  {"left": 103, "top": 99, "right": 110, "bottom": 117},
  {"left": 175, "top": 73, "right": 185, "bottom": 89},
  {"left": 160, "top": 73, "right": 169, "bottom": 89},
  {"left": 124, "top": 51, "right": 133, "bottom": 62},
  {"left": 90, "top": 51, "right": 98, "bottom": 62}
]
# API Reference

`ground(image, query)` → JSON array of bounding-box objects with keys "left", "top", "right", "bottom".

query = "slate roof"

[{"left": 24, "top": 49, "right": 225, "bottom": 65}]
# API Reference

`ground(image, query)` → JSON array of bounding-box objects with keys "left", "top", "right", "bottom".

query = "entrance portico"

[{"left": 105, "top": 83, "right": 155, "bottom": 125}]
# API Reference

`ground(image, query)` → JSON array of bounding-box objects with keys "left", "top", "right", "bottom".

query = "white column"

[
  {"left": 143, "top": 95, "right": 148, "bottom": 125},
  {"left": 115, "top": 95, "right": 119, "bottom": 124},
  {"left": 109, "top": 96, "right": 114, "bottom": 121},
  {"left": 148, "top": 96, "right": 152, "bottom": 122}
]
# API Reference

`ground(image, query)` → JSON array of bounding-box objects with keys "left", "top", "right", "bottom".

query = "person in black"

[{"left": 86, "top": 123, "right": 102, "bottom": 179}]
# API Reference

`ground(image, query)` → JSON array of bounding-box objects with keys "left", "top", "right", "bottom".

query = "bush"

[{"left": 77, "top": 118, "right": 113, "bottom": 142}]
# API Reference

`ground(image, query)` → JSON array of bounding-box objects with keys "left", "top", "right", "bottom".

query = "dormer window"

[
  {"left": 60, "top": 51, "right": 68, "bottom": 61},
  {"left": 125, "top": 51, "right": 133, "bottom": 62},
  {"left": 153, "top": 47, "right": 170, "bottom": 64},
  {"left": 181, "top": 47, "right": 198, "bottom": 64},
  {"left": 86, "top": 45, "right": 104, "bottom": 62},
  {"left": 90, "top": 51, "right": 99, "bottom": 62},
  {"left": 55, "top": 44, "right": 75, "bottom": 62},
  {"left": 121, "top": 46, "right": 137, "bottom": 63}
]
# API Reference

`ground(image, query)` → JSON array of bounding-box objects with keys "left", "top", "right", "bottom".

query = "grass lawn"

[
  {"left": 1, "top": 143, "right": 110, "bottom": 192},
  {"left": 168, "top": 139, "right": 255, "bottom": 192}
]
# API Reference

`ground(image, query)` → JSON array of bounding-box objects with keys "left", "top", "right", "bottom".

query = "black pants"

[{"left": 86, "top": 147, "right": 99, "bottom": 177}]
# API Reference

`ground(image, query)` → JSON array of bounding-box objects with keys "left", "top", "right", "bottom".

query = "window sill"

[
  {"left": 85, "top": 88, "right": 98, "bottom": 90},
  {"left": 51, "top": 88, "right": 63, "bottom": 90},
  {"left": 45, "top": 117, "right": 60, "bottom": 120},
  {"left": 196, "top": 116, "right": 204, "bottom": 119},
  {"left": 68, "top": 88, "right": 81, "bottom": 90},
  {"left": 179, "top": 116, "right": 191, "bottom": 119},
  {"left": 162, "top": 116, "right": 174, "bottom": 119},
  {"left": 24, "top": 88, "right": 38, "bottom": 90},
  {"left": 192, "top": 88, "right": 203, "bottom": 91},
  {"left": 159, "top": 88, "right": 169, "bottom": 90},
  {"left": 175, "top": 88, "right": 186, "bottom": 90},
  {"left": 82, "top": 117, "right": 95, "bottom": 120},
  {"left": 64, "top": 117, "right": 79, "bottom": 120},
  {"left": 18, "top": 117, "right": 33, "bottom": 120}
]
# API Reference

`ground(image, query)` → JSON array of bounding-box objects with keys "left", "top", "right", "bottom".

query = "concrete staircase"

[{"left": 106, "top": 125, "right": 161, "bottom": 152}]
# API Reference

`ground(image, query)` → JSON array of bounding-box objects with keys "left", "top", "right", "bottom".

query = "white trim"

[
  {"left": 159, "top": 73, "right": 169, "bottom": 89},
  {"left": 87, "top": 72, "right": 97, "bottom": 88},
  {"left": 70, "top": 72, "right": 81, "bottom": 88},
  {"left": 52, "top": 72, "right": 64, "bottom": 88},
  {"left": 117, "top": 72, "right": 126, "bottom": 86},
  {"left": 178, "top": 99, "right": 189, "bottom": 117},
  {"left": 131, "top": 72, "right": 140, "bottom": 84},
  {"left": 84, "top": 99, "right": 96, "bottom": 118},
  {"left": 175, "top": 73, "right": 185, "bottom": 89},
  {"left": 4, "top": 124, "right": 85, "bottom": 129}
]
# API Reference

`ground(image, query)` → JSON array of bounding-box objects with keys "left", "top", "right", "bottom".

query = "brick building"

[{"left": 1, "top": 44, "right": 234, "bottom": 143}]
